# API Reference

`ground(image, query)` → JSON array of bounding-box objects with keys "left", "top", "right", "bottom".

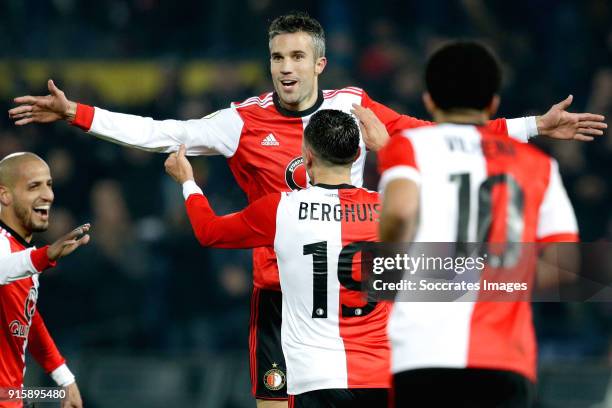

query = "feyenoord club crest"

[
  {"left": 263, "top": 363, "right": 286, "bottom": 391},
  {"left": 285, "top": 156, "right": 307, "bottom": 190}
]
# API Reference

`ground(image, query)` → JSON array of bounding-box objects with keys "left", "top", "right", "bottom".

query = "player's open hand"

[
  {"left": 9, "top": 79, "right": 77, "bottom": 125},
  {"left": 351, "top": 104, "right": 390, "bottom": 151},
  {"left": 536, "top": 95, "right": 607, "bottom": 141},
  {"left": 164, "top": 144, "right": 194, "bottom": 184},
  {"left": 61, "top": 382, "right": 83, "bottom": 408},
  {"left": 47, "top": 224, "right": 91, "bottom": 262}
]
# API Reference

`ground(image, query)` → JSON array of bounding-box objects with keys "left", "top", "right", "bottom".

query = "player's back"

[
  {"left": 385, "top": 123, "right": 552, "bottom": 243},
  {"left": 378, "top": 123, "right": 578, "bottom": 382},
  {"left": 272, "top": 185, "right": 390, "bottom": 395}
]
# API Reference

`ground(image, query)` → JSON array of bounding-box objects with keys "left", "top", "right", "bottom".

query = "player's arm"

[
  {"left": 28, "top": 312, "right": 82, "bottom": 408},
  {"left": 377, "top": 133, "right": 421, "bottom": 242},
  {"left": 536, "top": 159, "right": 579, "bottom": 243},
  {"left": 358, "top": 90, "right": 606, "bottom": 148},
  {"left": 535, "top": 158, "right": 580, "bottom": 288},
  {"left": 358, "top": 90, "right": 521, "bottom": 145},
  {"left": 9, "top": 79, "right": 243, "bottom": 157},
  {"left": 0, "top": 224, "right": 90, "bottom": 285},
  {"left": 0, "top": 242, "right": 55, "bottom": 284},
  {"left": 165, "top": 145, "right": 278, "bottom": 248}
]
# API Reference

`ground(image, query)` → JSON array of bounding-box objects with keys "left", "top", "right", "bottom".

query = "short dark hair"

[
  {"left": 426, "top": 41, "right": 502, "bottom": 110},
  {"left": 268, "top": 12, "right": 326, "bottom": 58},
  {"left": 304, "top": 110, "right": 359, "bottom": 166}
]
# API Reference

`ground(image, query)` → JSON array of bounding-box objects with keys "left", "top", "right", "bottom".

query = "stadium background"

[{"left": 0, "top": 0, "right": 611, "bottom": 406}]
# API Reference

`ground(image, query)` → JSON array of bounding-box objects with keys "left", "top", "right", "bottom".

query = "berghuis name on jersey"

[{"left": 298, "top": 201, "right": 381, "bottom": 222}]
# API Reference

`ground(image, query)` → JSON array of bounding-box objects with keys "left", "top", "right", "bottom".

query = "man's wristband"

[{"left": 50, "top": 364, "right": 75, "bottom": 387}]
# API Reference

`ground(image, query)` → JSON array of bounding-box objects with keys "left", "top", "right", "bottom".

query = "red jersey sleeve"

[
  {"left": 485, "top": 118, "right": 510, "bottom": 135},
  {"left": 377, "top": 132, "right": 421, "bottom": 192},
  {"left": 361, "top": 91, "right": 509, "bottom": 136},
  {"left": 28, "top": 312, "right": 65, "bottom": 374},
  {"left": 361, "top": 91, "right": 431, "bottom": 134},
  {"left": 185, "top": 192, "right": 281, "bottom": 248},
  {"left": 377, "top": 132, "right": 418, "bottom": 173}
]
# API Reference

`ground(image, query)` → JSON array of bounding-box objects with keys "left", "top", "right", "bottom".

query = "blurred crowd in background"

[{"left": 0, "top": 0, "right": 611, "bottom": 403}]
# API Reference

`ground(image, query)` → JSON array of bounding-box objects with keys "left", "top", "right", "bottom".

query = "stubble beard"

[{"left": 14, "top": 201, "right": 48, "bottom": 234}]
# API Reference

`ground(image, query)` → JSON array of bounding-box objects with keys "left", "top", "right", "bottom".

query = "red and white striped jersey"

[
  {"left": 71, "top": 88, "right": 535, "bottom": 290},
  {"left": 182, "top": 182, "right": 390, "bottom": 394},
  {"left": 0, "top": 221, "right": 69, "bottom": 407},
  {"left": 377, "top": 124, "right": 579, "bottom": 382}
]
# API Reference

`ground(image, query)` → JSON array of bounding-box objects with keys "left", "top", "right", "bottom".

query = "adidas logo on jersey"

[{"left": 261, "top": 134, "right": 280, "bottom": 146}]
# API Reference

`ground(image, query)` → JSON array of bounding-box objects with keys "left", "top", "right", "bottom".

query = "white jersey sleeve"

[
  {"left": 0, "top": 235, "right": 38, "bottom": 285},
  {"left": 537, "top": 158, "right": 579, "bottom": 240},
  {"left": 88, "top": 106, "right": 244, "bottom": 157}
]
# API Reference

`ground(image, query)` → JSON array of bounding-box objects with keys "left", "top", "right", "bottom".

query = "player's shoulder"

[
  {"left": 284, "top": 187, "right": 316, "bottom": 200},
  {"left": 231, "top": 92, "right": 275, "bottom": 111},
  {"left": 393, "top": 122, "right": 454, "bottom": 143},
  {"left": 348, "top": 186, "right": 381, "bottom": 205},
  {"left": 282, "top": 186, "right": 334, "bottom": 202},
  {"left": 0, "top": 227, "right": 13, "bottom": 255},
  {"left": 0, "top": 226, "right": 12, "bottom": 241},
  {"left": 479, "top": 126, "right": 551, "bottom": 161},
  {"left": 285, "top": 185, "right": 379, "bottom": 202},
  {"left": 322, "top": 86, "right": 364, "bottom": 100}
]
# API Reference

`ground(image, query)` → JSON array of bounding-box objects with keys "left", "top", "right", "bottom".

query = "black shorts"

[
  {"left": 289, "top": 388, "right": 389, "bottom": 408},
  {"left": 250, "top": 287, "right": 288, "bottom": 400},
  {"left": 393, "top": 368, "right": 535, "bottom": 408}
]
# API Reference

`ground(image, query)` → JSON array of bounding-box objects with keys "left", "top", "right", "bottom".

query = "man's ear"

[
  {"left": 303, "top": 145, "right": 315, "bottom": 169},
  {"left": 422, "top": 92, "right": 437, "bottom": 117},
  {"left": 0, "top": 185, "right": 12, "bottom": 207},
  {"left": 486, "top": 95, "right": 500, "bottom": 117},
  {"left": 315, "top": 57, "right": 327, "bottom": 75}
]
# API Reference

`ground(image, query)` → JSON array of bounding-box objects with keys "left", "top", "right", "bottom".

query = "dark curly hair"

[{"left": 426, "top": 41, "right": 502, "bottom": 110}]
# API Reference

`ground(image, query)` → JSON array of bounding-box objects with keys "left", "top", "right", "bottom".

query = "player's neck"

[
  {"left": 0, "top": 212, "right": 32, "bottom": 242},
  {"left": 433, "top": 109, "right": 489, "bottom": 126},
  {"left": 280, "top": 91, "right": 319, "bottom": 112},
  {"left": 309, "top": 166, "right": 352, "bottom": 187}
]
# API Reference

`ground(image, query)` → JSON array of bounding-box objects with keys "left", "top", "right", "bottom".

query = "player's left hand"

[
  {"left": 351, "top": 104, "right": 390, "bottom": 151},
  {"left": 164, "top": 144, "right": 194, "bottom": 184},
  {"left": 61, "top": 382, "right": 82, "bottom": 408},
  {"left": 47, "top": 224, "right": 91, "bottom": 261},
  {"left": 537, "top": 95, "right": 607, "bottom": 141}
]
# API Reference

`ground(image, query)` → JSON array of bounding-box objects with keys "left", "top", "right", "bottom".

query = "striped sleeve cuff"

[{"left": 182, "top": 180, "right": 203, "bottom": 200}]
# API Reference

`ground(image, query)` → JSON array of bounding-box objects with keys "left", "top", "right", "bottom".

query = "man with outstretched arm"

[
  {"left": 0, "top": 152, "right": 90, "bottom": 408},
  {"left": 378, "top": 41, "right": 580, "bottom": 408}
]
